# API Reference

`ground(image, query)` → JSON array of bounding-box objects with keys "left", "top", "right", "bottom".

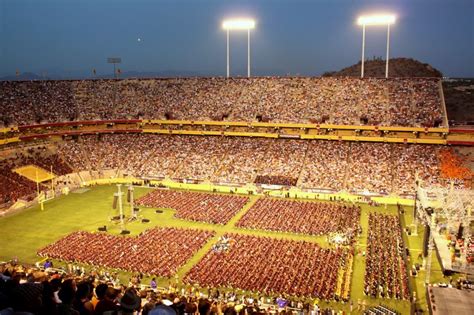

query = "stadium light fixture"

[
  {"left": 357, "top": 14, "right": 396, "bottom": 26},
  {"left": 222, "top": 19, "right": 256, "bottom": 30},
  {"left": 357, "top": 14, "right": 396, "bottom": 78},
  {"left": 222, "top": 18, "right": 256, "bottom": 78}
]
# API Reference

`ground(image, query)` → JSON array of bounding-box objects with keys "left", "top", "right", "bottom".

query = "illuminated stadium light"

[
  {"left": 357, "top": 14, "right": 396, "bottom": 26},
  {"left": 222, "top": 19, "right": 255, "bottom": 30},
  {"left": 222, "top": 18, "right": 256, "bottom": 78},
  {"left": 357, "top": 13, "right": 396, "bottom": 79}
]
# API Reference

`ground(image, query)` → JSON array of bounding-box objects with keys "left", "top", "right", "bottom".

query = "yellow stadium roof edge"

[
  {"left": 143, "top": 119, "right": 449, "bottom": 133},
  {"left": 0, "top": 137, "right": 20, "bottom": 146},
  {"left": 0, "top": 126, "right": 18, "bottom": 134},
  {"left": 142, "top": 129, "right": 279, "bottom": 138},
  {"left": 291, "top": 134, "right": 446, "bottom": 144},
  {"left": 1, "top": 119, "right": 465, "bottom": 147},
  {"left": 142, "top": 128, "right": 445, "bottom": 144}
]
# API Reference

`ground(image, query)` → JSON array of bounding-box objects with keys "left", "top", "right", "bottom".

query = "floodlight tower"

[
  {"left": 222, "top": 18, "right": 256, "bottom": 78},
  {"left": 357, "top": 14, "right": 396, "bottom": 78}
]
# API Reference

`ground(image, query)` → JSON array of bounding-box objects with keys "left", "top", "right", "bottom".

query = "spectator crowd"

[
  {"left": 0, "top": 77, "right": 444, "bottom": 127},
  {"left": 1, "top": 133, "right": 459, "bottom": 205},
  {"left": 54, "top": 134, "right": 443, "bottom": 195}
]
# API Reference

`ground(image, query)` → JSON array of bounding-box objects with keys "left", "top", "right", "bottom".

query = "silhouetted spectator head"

[
  {"left": 95, "top": 283, "right": 108, "bottom": 300},
  {"left": 58, "top": 279, "right": 76, "bottom": 304},
  {"left": 11, "top": 282, "right": 43, "bottom": 313}
]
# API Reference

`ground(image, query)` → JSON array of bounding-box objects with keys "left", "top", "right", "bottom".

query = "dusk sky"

[{"left": 0, "top": 0, "right": 473, "bottom": 78}]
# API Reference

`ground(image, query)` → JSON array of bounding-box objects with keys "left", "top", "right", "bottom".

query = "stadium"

[{"left": 1, "top": 3, "right": 473, "bottom": 315}]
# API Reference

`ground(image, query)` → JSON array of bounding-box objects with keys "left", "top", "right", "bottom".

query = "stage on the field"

[
  {"left": 14, "top": 165, "right": 55, "bottom": 183},
  {"left": 433, "top": 229, "right": 474, "bottom": 275},
  {"left": 429, "top": 287, "right": 474, "bottom": 315}
]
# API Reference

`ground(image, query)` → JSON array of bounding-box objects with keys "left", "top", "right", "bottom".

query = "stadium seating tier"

[{"left": 0, "top": 77, "right": 444, "bottom": 127}]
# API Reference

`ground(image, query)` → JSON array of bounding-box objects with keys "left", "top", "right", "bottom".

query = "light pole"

[
  {"left": 107, "top": 57, "right": 121, "bottom": 79},
  {"left": 227, "top": 29, "right": 230, "bottom": 77},
  {"left": 222, "top": 18, "right": 256, "bottom": 78},
  {"left": 361, "top": 24, "right": 366, "bottom": 78},
  {"left": 357, "top": 14, "right": 396, "bottom": 78}
]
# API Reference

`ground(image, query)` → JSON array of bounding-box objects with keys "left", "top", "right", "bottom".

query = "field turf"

[{"left": 0, "top": 185, "right": 450, "bottom": 314}]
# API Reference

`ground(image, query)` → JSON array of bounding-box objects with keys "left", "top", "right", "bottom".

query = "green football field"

[{"left": 0, "top": 185, "right": 450, "bottom": 314}]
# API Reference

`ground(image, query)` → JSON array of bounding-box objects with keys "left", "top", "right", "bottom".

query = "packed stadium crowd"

[
  {"left": 236, "top": 199, "right": 360, "bottom": 237},
  {"left": 364, "top": 213, "right": 410, "bottom": 300},
  {"left": 55, "top": 134, "right": 442, "bottom": 194},
  {"left": 0, "top": 134, "right": 453, "bottom": 205},
  {"left": 136, "top": 190, "right": 249, "bottom": 225},
  {"left": 297, "top": 141, "right": 348, "bottom": 191},
  {"left": 184, "top": 234, "right": 353, "bottom": 300},
  {"left": 0, "top": 261, "right": 349, "bottom": 315},
  {"left": 38, "top": 228, "right": 214, "bottom": 277},
  {"left": 0, "top": 77, "right": 444, "bottom": 127}
]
